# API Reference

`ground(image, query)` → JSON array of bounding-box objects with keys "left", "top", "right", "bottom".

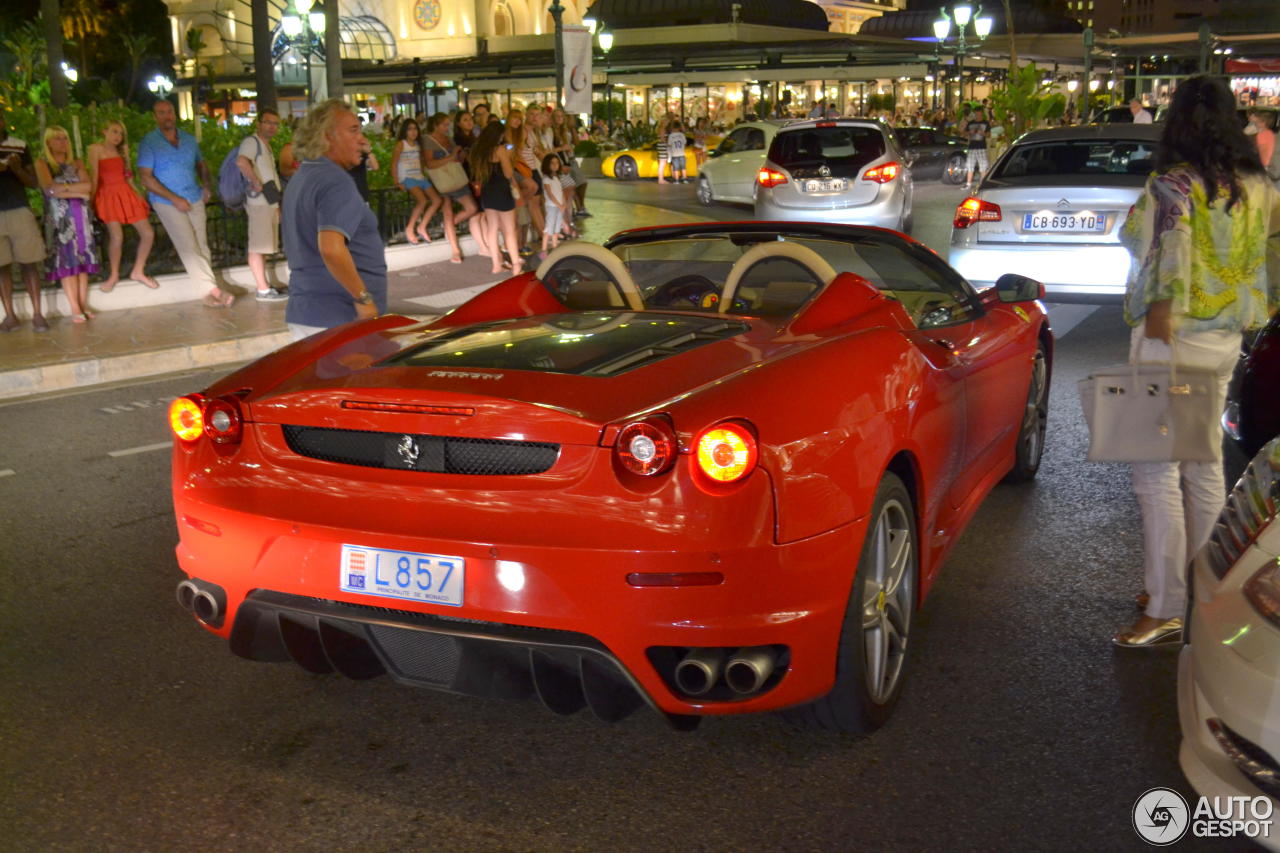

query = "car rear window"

[
  {"left": 991, "top": 140, "right": 1156, "bottom": 184},
  {"left": 769, "top": 126, "right": 886, "bottom": 171}
]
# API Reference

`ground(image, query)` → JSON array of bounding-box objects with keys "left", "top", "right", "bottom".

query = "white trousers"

[
  {"left": 153, "top": 200, "right": 220, "bottom": 293},
  {"left": 1129, "top": 326, "right": 1240, "bottom": 619}
]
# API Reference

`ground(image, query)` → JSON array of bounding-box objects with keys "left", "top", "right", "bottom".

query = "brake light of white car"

[
  {"left": 954, "top": 197, "right": 1003, "bottom": 229},
  {"left": 757, "top": 168, "right": 789, "bottom": 189},
  {"left": 169, "top": 393, "right": 244, "bottom": 446},
  {"left": 1244, "top": 558, "right": 1280, "bottom": 629},
  {"left": 862, "top": 162, "right": 901, "bottom": 184},
  {"left": 693, "top": 421, "right": 759, "bottom": 484},
  {"left": 616, "top": 417, "right": 678, "bottom": 476}
]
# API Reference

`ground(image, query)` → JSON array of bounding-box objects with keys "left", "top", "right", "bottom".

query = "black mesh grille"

[{"left": 281, "top": 425, "right": 560, "bottom": 475}]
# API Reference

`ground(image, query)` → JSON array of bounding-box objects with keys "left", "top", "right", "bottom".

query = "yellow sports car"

[{"left": 602, "top": 137, "right": 722, "bottom": 180}]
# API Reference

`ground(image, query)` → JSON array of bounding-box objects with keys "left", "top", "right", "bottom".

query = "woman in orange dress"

[{"left": 88, "top": 120, "right": 159, "bottom": 291}]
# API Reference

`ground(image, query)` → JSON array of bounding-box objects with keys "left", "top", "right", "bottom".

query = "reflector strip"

[
  {"left": 342, "top": 400, "right": 476, "bottom": 417},
  {"left": 626, "top": 572, "right": 725, "bottom": 587}
]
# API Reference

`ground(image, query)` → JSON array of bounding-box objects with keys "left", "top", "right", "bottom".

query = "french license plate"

[
  {"left": 1021, "top": 212, "right": 1106, "bottom": 233},
  {"left": 803, "top": 178, "right": 846, "bottom": 193},
  {"left": 340, "top": 544, "right": 464, "bottom": 607}
]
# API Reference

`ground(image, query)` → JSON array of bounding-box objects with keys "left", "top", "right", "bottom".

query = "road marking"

[
  {"left": 108, "top": 441, "right": 171, "bottom": 458},
  {"left": 100, "top": 396, "right": 172, "bottom": 415},
  {"left": 0, "top": 469, "right": 15, "bottom": 478}
]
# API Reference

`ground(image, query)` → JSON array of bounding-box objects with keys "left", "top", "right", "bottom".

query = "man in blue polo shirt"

[
  {"left": 282, "top": 99, "right": 386, "bottom": 340},
  {"left": 137, "top": 99, "right": 230, "bottom": 307}
]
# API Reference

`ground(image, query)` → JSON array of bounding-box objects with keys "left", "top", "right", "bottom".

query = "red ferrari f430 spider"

[{"left": 170, "top": 222, "right": 1051, "bottom": 732}]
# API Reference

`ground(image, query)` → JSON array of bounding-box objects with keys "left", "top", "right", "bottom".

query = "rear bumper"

[
  {"left": 756, "top": 191, "right": 906, "bottom": 229},
  {"left": 174, "top": 489, "right": 865, "bottom": 721},
  {"left": 948, "top": 243, "right": 1130, "bottom": 297}
]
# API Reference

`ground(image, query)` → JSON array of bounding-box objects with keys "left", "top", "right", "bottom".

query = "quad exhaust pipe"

[
  {"left": 673, "top": 645, "right": 780, "bottom": 697},
  {"left": 175, "top": 578, "right": 227, "bottom": 628}
]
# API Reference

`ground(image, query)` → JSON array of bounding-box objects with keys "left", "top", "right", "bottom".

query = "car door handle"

[{"left": 933, "top": 338, "right": 955, "bottom": 351}]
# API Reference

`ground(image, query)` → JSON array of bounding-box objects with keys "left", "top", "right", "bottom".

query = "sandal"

[
  {"left": 221, "top": 290, "right": 236, "bottom": 307},
  {"left": 32, "top": 315, "right": 49, "bottom": 332},
  {"left": 72, "top": 313, "right": 88, "bottom": 324},
  {"left": 100, "top": 278, "right": 118, "bottom": 294},
  {"left": 134, "top": 273, "right": 159, "bottom": 289},
  {"left": 202, "top": 292, "right": 228, "bottom": 309}
]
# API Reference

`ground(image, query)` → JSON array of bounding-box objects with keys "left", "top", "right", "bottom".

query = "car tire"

[
  {"left": 614, "top": 156, "right": 638, "bottom": 181},
  {"left": 1003, "top": 341, "right": 1048, "bottom": 483},
  {"left": 944, "top": 154, "right": 967, "bottom": 185},
  {"left": 696, "top": 176, "right": 714, "bottom": 205},
  {"left": 783, "top": 471, "right": 916, "bottom": 733}
]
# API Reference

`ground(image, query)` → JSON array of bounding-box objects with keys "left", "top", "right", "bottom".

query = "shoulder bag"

[
  {"left": 1078, "top": 338, "right": 1223, "bottom": 463},
  {"left": 423, "top": 135, "right": 468, "bottom": 194}
]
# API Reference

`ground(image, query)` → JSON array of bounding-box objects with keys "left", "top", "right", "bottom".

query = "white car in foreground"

[{"left": 1179, "top": 436, "right": 1280, "bottom": 851}]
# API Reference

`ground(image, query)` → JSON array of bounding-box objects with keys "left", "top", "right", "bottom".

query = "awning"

[{"left": 1227, "top": 57, "right": 1280, "bottom": 74}]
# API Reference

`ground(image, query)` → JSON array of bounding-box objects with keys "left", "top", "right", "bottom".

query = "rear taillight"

[
  {"left": 169, "top": 393, "right": 244, "bottom": 446},
  {"left": 862, "top": 162, "right": 901, "bottom": 184},
  {"left": 203, "top": 396, "right": 244, "bottom": 445},
  {"left": 693, "top": 421, "right": 758, "bottom": 484},
  {"left": 615, "top": 418, "right": 678, "bottom": 476},
  {"left": 954, "top": 196, "right": 1002, "bottom": 229},
  {"left": 169, "top": 395, "right": 205, "bottom": 442},
  {"left": 756, "top": 168, "right": 789, "bottom": 189}
]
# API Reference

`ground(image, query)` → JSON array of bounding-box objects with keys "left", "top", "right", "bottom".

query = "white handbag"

[{"left": 1078, "top": 339, "right": 1224, "bottom": 463}]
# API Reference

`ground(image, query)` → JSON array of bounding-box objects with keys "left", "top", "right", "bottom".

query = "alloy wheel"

[{"left": 860, "top": 497, "right": 913, "bottom": 705}]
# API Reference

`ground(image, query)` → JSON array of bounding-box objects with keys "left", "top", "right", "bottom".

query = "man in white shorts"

[
  {"left": 667, "top": 121, "right": 688, "bottom": 184},
  {"left": 0, "top": 107, "right": 48, "bottom": 332},
  {"left": 236, "top": 109, "right": 286, "bottom": 301},
  {"left": 963, "top": 108, "right": 990, "bottom": 189}
]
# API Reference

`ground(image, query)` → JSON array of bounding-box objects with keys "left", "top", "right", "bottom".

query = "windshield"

[{"left": 992, "top": 139, "right": 1155, "bottom": 185}]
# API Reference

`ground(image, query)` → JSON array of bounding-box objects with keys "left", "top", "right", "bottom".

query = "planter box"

[{"left": 578, "top": 156, "right": 604, "bottom": 178}]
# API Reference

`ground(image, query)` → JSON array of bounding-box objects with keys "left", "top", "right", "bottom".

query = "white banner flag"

[{"left": 562, "top": 25, "right": 593, "bottom": 115}]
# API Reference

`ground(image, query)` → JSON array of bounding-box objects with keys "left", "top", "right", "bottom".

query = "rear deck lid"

[{"left": 765, "top": 124, "right": 888, "bottom": 208}]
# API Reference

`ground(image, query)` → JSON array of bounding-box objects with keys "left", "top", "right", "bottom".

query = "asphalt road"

[{"left": 0, "top": 180, "right": 1242, "bottom": 852}]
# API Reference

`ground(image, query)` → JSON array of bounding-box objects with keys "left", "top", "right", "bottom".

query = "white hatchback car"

[
  {"left": 948, "top": 124, "right": 1162, "bottom": 299},
  {"left": 696, "top": 121, "right": 786, "bottom": 206},
  {"left": 1179, "top": 436, "right": 1280, "bottom": 852}
]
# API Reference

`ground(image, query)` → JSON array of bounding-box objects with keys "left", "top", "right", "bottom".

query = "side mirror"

[{"left": 995, "top": 273, "right": 1044, "bottom": 303}]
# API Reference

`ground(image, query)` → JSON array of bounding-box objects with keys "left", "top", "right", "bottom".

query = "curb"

[{"left": 0, "top": 329, "right": 295, "bottom": 401}]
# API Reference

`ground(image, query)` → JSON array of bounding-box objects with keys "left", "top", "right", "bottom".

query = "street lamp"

[
  {"left": 148, "top": 74, "right": 173, "bottom": 97},
  {"left": 934, "top": 4, "right": 993, "bottom": 111},
  {"left": 283, "top": 0, "right": 327, "bottom": 105}
]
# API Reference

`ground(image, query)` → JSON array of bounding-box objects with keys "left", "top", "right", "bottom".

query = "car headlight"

[
  {"left": 1202, "top": 437, "right": 1280, "bottom": 580},
  {"left": 1245, "top": 557, "right": 1280, "bottom": 628}
]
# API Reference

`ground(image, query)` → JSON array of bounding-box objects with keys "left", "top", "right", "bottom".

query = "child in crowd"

[
  {"left": 666, "top": 121, "right": 688, "bottom": 184},
  {"left": 540, "top": 154, "right": 575, "bottom": 256}
]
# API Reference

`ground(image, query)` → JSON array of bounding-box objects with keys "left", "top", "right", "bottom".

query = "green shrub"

[{"left": 573, "top": 139, "right": 600, "bottom": 158}]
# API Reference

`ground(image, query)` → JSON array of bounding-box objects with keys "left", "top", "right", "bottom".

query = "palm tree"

[
  {"left": 61, "top": 0, "right": 109, "bottom": 80},
  {"left": 250, "top": 0, "right": 277, "bottom": 113},
  {"left": 323, "top": 0, "right": 343, "bottom": 99},
  {"left": 41, "top": 0, "right": 68, "bottom": 108},
  {"left": 121, "top": 32, "right": 155, "bottom": 104},
  {"left": 1002, "top": 0, "right": 1018, "bottom": 73},
  {"left": 2, "top": 22, "right": 45, "bottom": 97},
  {"left": 185, "top": 26, "right": 207, "bottom": 140}
]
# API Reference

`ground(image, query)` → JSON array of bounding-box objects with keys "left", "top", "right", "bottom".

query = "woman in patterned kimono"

[
  {"left": 1113, "top": 75, "right": 1280, "bottom": 647},
  {"left": 35, "top": 126, "right": 99, "bottom": 323}
]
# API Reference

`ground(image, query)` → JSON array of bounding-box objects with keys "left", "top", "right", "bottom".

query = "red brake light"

[
  {"left": 756, "top": 168, "right": 789, "bottom": 189},
  {"left": 953, "top": 196, "right": 1002, "bottom": 229},
  {"left": 615, "top": 418, "right": 677, "bottom": 476},
  {"left": 862, "top": 162, "right": 901, "bottom": 184},
  {"left": 693, "top": 421, "right": 758, "bottom": 484},
  {"left": 169, "top": 395, "right": 205, "bottom": 442}
]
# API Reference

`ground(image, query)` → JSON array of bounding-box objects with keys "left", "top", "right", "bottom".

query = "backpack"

[{"left": 217, "top": 134, "right": 264, "bottom": 210}]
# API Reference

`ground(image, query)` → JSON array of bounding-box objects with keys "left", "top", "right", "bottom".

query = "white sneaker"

[{"left": 256, "top": 289, "right": 287, "bottom": 302}]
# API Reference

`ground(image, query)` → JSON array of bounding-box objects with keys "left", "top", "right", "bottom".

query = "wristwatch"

[{"left": 353, "top": 290, "right": 374, "bottom": 305}]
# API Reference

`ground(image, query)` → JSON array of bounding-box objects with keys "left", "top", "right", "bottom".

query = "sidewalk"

[{"left": 0, "top": 195, "right": 707, "bottom": 400}]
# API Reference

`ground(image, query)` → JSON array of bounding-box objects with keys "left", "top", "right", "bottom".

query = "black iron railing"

[{"left": 78, "top": 188, "right": 450, "bottom": 281}]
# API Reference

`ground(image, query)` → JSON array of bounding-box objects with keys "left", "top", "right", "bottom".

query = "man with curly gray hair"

[{"left": 282, "top": 98, "right": 387, "bottom": 340}]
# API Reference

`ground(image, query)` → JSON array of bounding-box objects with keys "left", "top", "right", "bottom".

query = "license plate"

[
  {"left": 803, "top": 178, "right": 846, "bottom": 192},
  {"left": 1021, "top": 212, "right": 1106, "bottom": 233},
  {"left": 340, "top": 544, "right": 464, "bottom": 607}
]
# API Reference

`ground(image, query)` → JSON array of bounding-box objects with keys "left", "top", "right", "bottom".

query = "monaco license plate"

[
  {"left": 803, "top": 178, "right": 846, "bottom": 192},
  {"left": 1021, "top": 212, "right": 1106, "bottom": 233},
  {"left": 340, "top": 544, "right": 464, "bottom": 607}
]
